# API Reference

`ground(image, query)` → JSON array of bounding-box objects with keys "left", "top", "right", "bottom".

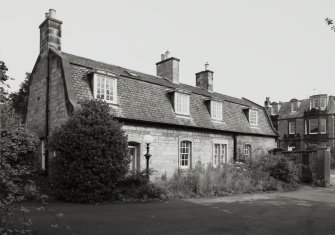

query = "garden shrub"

[
  {"left": 49, "top": 100, "right": 130, "bottom": 203},
  {"left": 120, "top": 170, "right": 165, "bottom": 200}
]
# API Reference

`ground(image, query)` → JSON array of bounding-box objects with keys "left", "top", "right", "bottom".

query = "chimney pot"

[
  {"left": 205, "top": 62, "right": 209, "bottom": 71},
  {"left": 45, "top": 12, "right": 50, "bottom": 18},
  {"left": 165, "top": 50, "right": 170, "bottom": 59},
  {"left": 161, "top": 54, "right": 165, "bottom": 61},
  {"left": 49, "top": 9, "right": 56, "bottom": 18}
]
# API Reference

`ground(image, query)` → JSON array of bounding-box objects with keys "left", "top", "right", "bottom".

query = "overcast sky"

[{"left": 1, "top": 0, "right": 335, "bottom": 105}]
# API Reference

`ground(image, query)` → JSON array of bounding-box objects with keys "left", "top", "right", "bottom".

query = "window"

[
  {"left": 211, "top": 101, "right": 223, "bottom": 120},
  {"left": 213, "top": 144, "right": 227, "bottom": 167},
  {"left": 249, "top": 109, "right": 258, "bottom": 126},
  {"left": 93, "top": 74, "right": 117, "bottom": 104},
  {"left": 320, "top": 98, "right": 327, "bottom": 110},
  {"left": 244, "top": 144, "right": 251, "bottom": 158},
  {"left": 309, "top": 119, "right": 318, "bottom": 134},
  {"left": 320, "top": 118, "right": 327, "bottom": 134},
  {"left": 288, "top": 121, "right": 296, "bottom": 134},
  {"left": 179, "top": 141, "right": 191, "bottom": 169},
  {"left": 304, "top": 120, "right": 307, "bottom": 135},
  {"left": 311, "top": 97, "right": 327, "bottom": 110},
  {"left": 41, "top": 139, "right": 46, "bottom": 170},
  {"left": 128, "top": 146, "right": 137, "bottom": 172},
  {"left": 175, "top": 92, "right": 190, "bottom": 115},
  {"left": 291, "top": 102, "right": 298, "bottom": 112}
]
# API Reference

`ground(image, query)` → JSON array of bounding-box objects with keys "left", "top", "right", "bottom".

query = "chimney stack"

[
  {"left": 156, "top": 50, "right": 180, "bottom": 84},
  {"left": 39, "top": 9, "right": 62, "bottom": 56},
  {"left": 195, "top": 63, "right": 214, "bottom": 92}
]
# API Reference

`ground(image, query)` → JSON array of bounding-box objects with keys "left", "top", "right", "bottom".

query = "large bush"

[
  {"left": 0, "top": 103, "right": 39, "bottom": 233},
  {"left": 49, "top": 100, "right": 130, "bottom": 203}
]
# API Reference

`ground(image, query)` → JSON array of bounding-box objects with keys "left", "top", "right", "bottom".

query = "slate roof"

[
  {"left": 61, "top": 51, "right": 278, "bottom": 136},
  {"left": 275, "top": 97, "right": 335, "bottom": 119}
]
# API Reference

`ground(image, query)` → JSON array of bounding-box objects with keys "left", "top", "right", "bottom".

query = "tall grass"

[{"left": 157, "top": 154, "right": 299, "bottom": 198}]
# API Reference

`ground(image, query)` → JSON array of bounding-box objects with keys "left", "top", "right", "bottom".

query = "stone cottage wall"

[{"left": 123, "top": 123, "right": 277, "bottom": 180}]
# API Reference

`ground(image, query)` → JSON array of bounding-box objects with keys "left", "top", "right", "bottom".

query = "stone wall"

[
  {"left": 26, "top": 56, "right": 48, "bottom": 137},
  {"left": 123, "top": 123, "right": 277, "bottom": 180}
]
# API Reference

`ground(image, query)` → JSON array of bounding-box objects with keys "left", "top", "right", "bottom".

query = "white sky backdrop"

[{"left": 1, "top": 0, "right": 335, "bottom": 105}]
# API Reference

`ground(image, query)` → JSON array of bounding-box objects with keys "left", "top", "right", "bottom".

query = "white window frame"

[
  {"left": 291, "top": 102, "right": 298, "bottom": 112},
  {"left": 174, "top": 92, "right": 190, "bottom": 115},
  {"left": 243, "top": 144, "right": 252, "bottom": 158},
  {"left": 309, "top": 118, "right": 318, "bottom": 134},
  {"left": 179, "top": 140, "right": 192, "bottom": 169},
  {"left": 93, "top": 73, "right": 117, "bottom": 104},
  {"left": 249, "top": 109, "right": 258, "bottom": 126},
  {"left": 212, "top": 140, "right": 228, "bottom": 167},
  {"left": 288, "top": 121, "right": 296, "bottom": 134},
  {"left": 320, "top": 118, "right": 327, "bottom": 134},
  {"left": 211, "top": 100, "right": 223, "bottom": 121},
  {"left": 312, "top": 98, "right": 320, "bottom": 109},
  {"left": 320, "top": 98, "right": 327, "bottom": 110}
]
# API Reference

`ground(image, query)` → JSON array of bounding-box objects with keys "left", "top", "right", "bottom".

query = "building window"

[
  {"left": 213, "top": 144, "right": 227, "bottom": 167},
  {"left": 320, "top": 118, "right": 327, "bottom": 134},
  {"left": 288, "top": 121, "right": 296, "bottom": 134},
  {"left": 311, "top": 97, "right": 327, "bottom": 110},
  {"left": 211, "top": 101, "right": 223, "bottom": 120},
  {"left": 175, "top": 92, "right": 190, "bottom": 115},
  {"left": 128, "top": 146, "right": 137, "bottom": 172},
  {"left": 309, "top": 119, "right": 318, "bottom": 134},
  {"left": 249, "top": 109, "right": 258, "bottom": 126},
  {"left": 41, "top": 139, "right": 46, "bottom": 170},
  {"left": 291, "top": 102, "right": 298, "bottom": 112},
  {"left": 244, "top": 144, "right": 251, "bottom": 159},
  {"left": 93, "top": 74, "right": 117, "bottom": 104},
  {"left": 179, "top": 141, "right": 191, "bottom": 169}
]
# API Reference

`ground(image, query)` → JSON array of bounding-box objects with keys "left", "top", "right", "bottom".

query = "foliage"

[
  {"left": 0, "top": 97, "right": 39, "bottom": 233},
  {"left": 120, "top": 170, "right": 165, "bottom": 200},
  {"left": 158, "top": 155, "right": 299, "bottom": 198},
  {"left": 49, "top": 100, "right": 130, "bottom": 203},
  {"left": 325, "top": 18, "right": 335, "bottom": 32},
  {"left": 9, "top": 73, "right": 30, "bottom": 123},
  {"left": 0, "top": 60, "right": 10, "bottom": 103}
]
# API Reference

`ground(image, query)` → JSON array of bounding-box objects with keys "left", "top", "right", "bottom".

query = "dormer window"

[
  {"left": 310, "top": 95, "right": 327, "bottom": 110},
  {"left": 92, "top": 73, "right": 117, "bottom": 104},
  {"left": 174, "top": 92, "right": 190, "bottom": 115},
  {"left": 249, "top": 109, "right": 258, "bottom": 126},
  {"left": 211, "top": 100, "right": 223, "bottom": 121},
  {"left": 290, "top": 99, "right": 299, "bottom": 112}
]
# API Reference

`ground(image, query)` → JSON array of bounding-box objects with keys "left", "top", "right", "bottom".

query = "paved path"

[{"left": 26, "top": 186, "right": 335, "bottom": 235}]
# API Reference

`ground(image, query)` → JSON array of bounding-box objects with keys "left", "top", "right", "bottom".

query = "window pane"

[
  {"left": 320, "top": 98, "right": 327, "bottom": 109},
  {"left": 320, "top": 118, "right": 327, "bottom": 133},
  {"left": 211, "top": 101, "right": 222, "bottom": 120},
  {"left": 180, "top": 141, "right": 191, "bottom": 168},
  {"left": 289, "top": 121, "right": 295, "bottom": 134},
  {"left": 309, "top": 119, "right": 318, "bottom": 134},
  {"left": 175, "top": 93, "right": 190, "bottom": 115},
  {"left": 249, "top": 110, "right": 258, "bottom": 126}
]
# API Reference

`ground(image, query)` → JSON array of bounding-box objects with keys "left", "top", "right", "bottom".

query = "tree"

[
  {"left": 0, "top": 60, "right": 9, "bottom": 103},
  {"left": 9, "top": 73, "right": 30, "bottom": 123},
  {"left": 49, "top": 100, "right": 130, "bottom": 203},
  {"left": 325, "top": 18, "right": 335, "bottom": 32}
]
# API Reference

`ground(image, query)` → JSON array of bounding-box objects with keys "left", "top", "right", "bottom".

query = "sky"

[{"left": 1, "top": 0, "right": 335, "bottom": 105}]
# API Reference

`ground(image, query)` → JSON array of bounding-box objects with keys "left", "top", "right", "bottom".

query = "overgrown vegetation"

[
  {"left": 157, "top": 154, "right": 299, "bottom": 198},
  {"left": 0, "top": 62, "right": 40, "bottom": 233},
  {"left": 49, "top": 100, "right": 130, "bottom": 203}
]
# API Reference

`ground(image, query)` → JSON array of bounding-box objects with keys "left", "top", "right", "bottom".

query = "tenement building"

[
  {"left": 264, "top": 95, "right": 335, "bottom": 151},
  {"left": 26, "top": 10, "right": 278, "bottom": 179}
]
